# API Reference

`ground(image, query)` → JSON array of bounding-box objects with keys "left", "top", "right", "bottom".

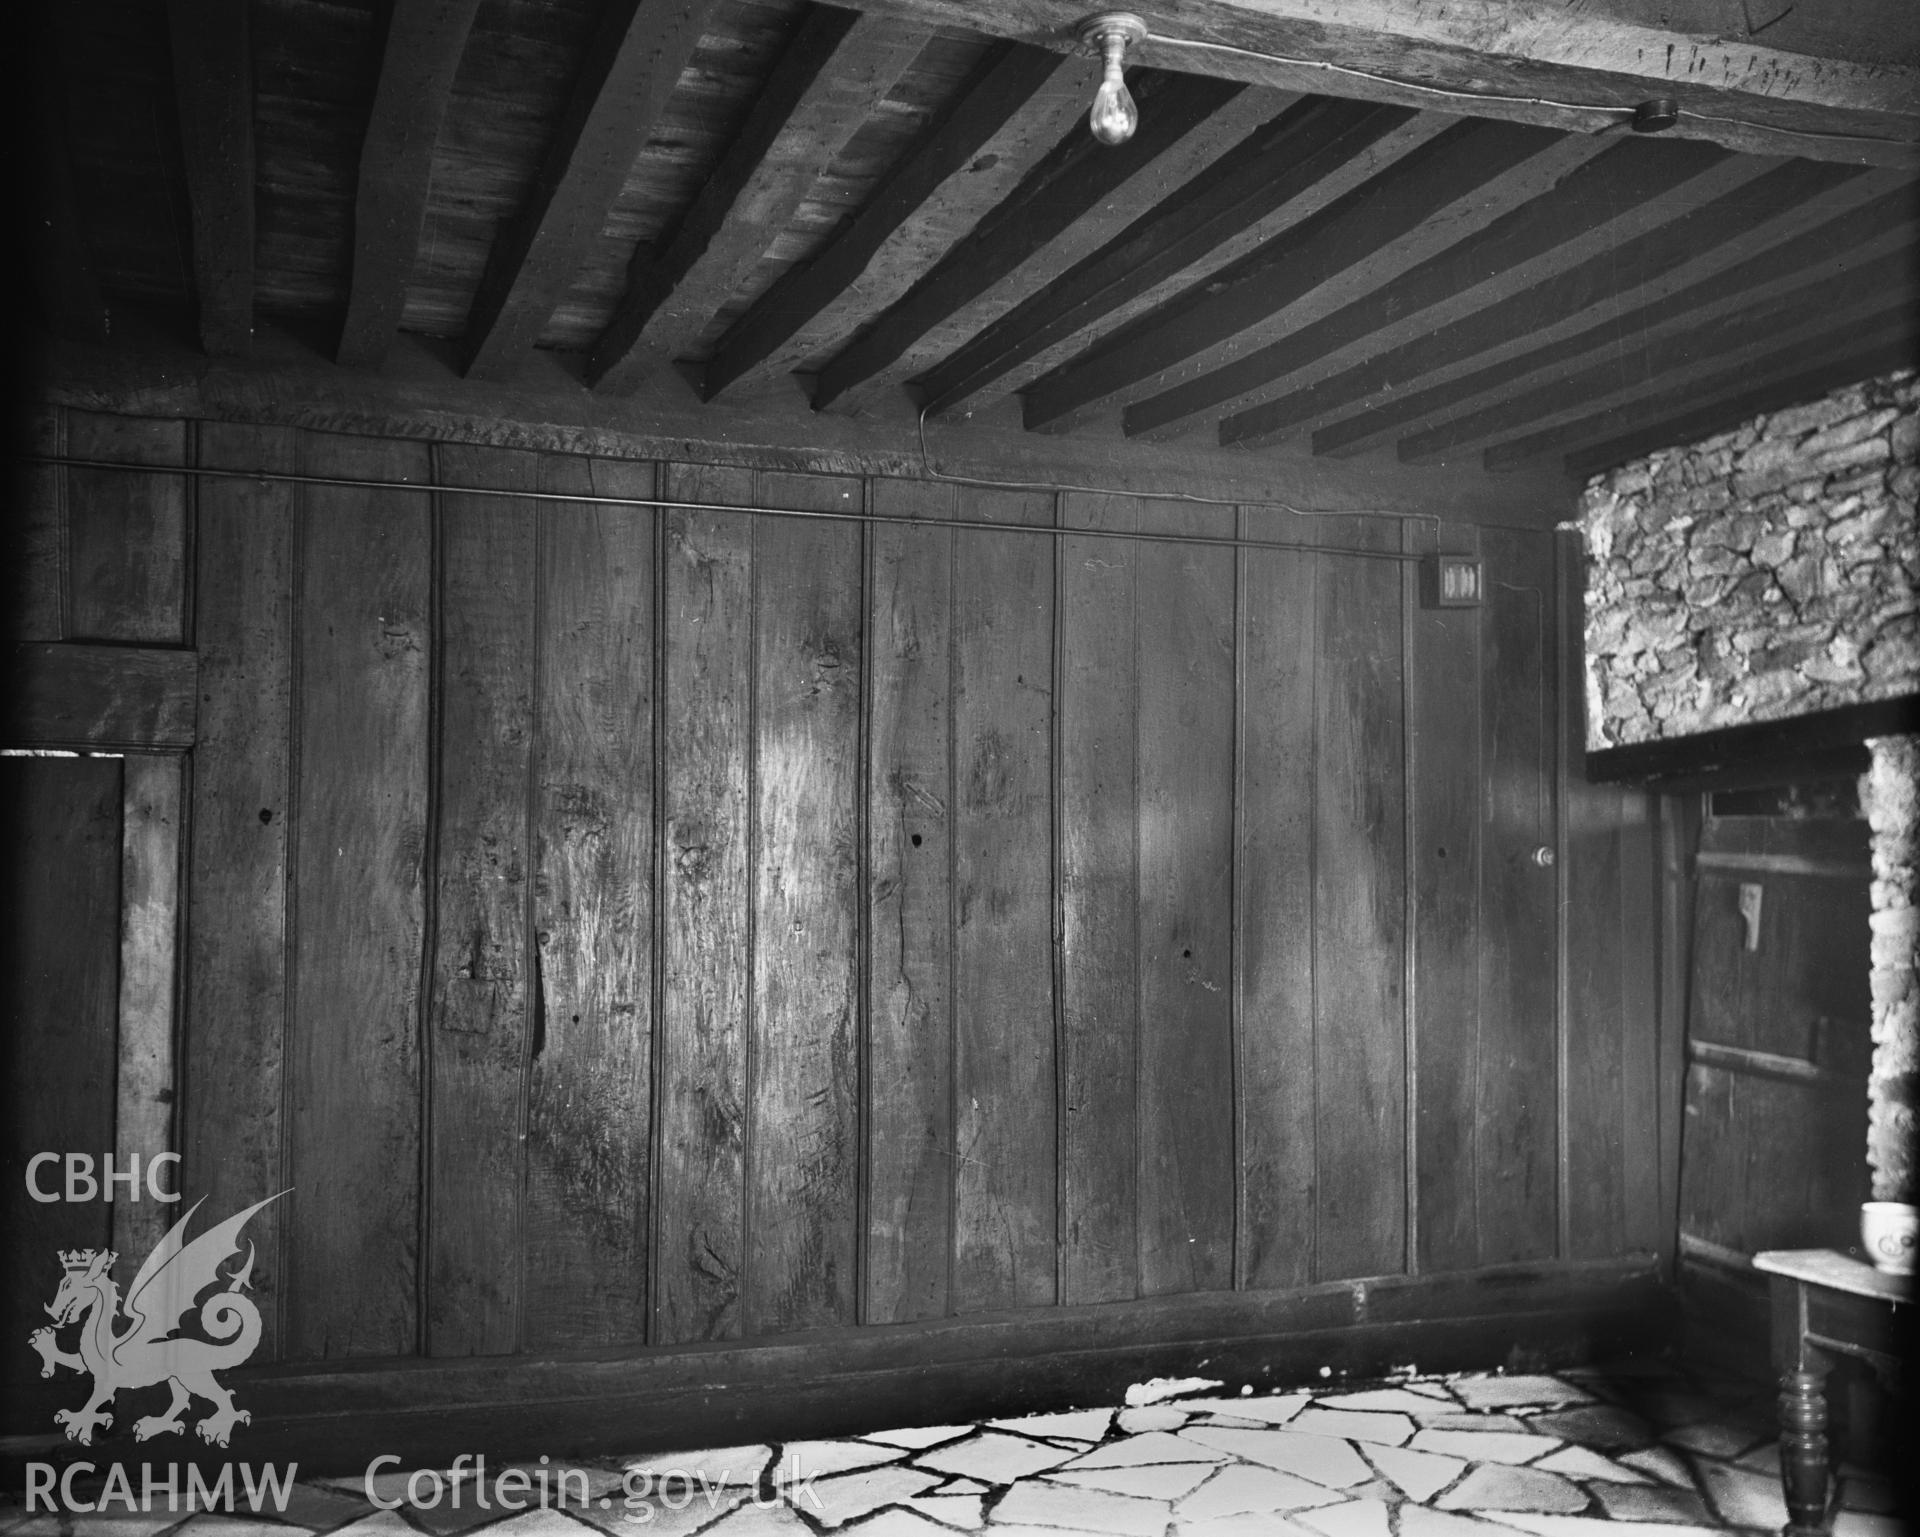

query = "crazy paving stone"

[
  {"left": 1320, "top": 1389, "right": 1457, "bottom": 1415},
  {"left": 1617, "top": 1448, "right": 1695, "bottom": 1489},
  {"left": 1477, "top": 1516, "right": 1722, "bottom": 1537},
  {"left": 409, "top": 1494, "right": 529, "bottom": 1536},
  {"left": 263, "top": 1481, "right": 377, "bottom": 1530},
  {"left": 916, "top": 1432, "right": 1079, "bottom": 1484},
  {"left": 573, "top": 1487, "right": 747, "bottom": 1537},
  {"left": 311, "top": 1516, "right": 415, "bottom": 1537},
  {"left": 1532, "top": 1446, "right": 1649, "bottom": 1484},
  {"left": 1176, "top": 1465, "right": 1346, "bottom": 1519},
  {"left": 1833, "top": 1514, "right": 1908, "bottom": 1537},
  {"left": 902, "top": 1490, "right": 985, "bottom": 1529},
  {"left": 807, "top": 1465, "right": 944, "bottom": 1529},
  {"left": 991, "top": 1480, "right": 1169, "bottom": 1536},
  {"left": 849, "top": 1511, "right": 965, "bottom": 1537},
  {"left": 697, "top": 1506, "right": 815, "bottom": 1536},
  {"left": 868, "top": 1426, "right": 978, "bottom": 1451},
  {"left": 989, "top": 1411, "right": 1114, "bottom": 1443},
  {"left": 1048, "top": 1464, "right": 1216, "bottom": 1501},
  {"left": 1177, "top": 1394, "right": 1309, "bottom": 1426},
  {"left": 1126, "top": 1377, "right": 1223, "bottom": 1406},
  {"left": 1178, "top": 1429, "right": 1372, "bottom": 1488},
  {"left": 1116, "top": 1407, "right": 1188, "bottom": 1434},
  {"left": 1525, "top": 1408, "right": 1652, "bottom": 1451},
  {"left": 1589, "top": 1481, "right": 1714, "bottom": 1524},
  {"left": 1841, "top": 1474, "right": 1897, "bottom": 1514},
  {"left": 942, "top": 1480, "right": 990, "bottom": 1495},
  {"left": 1659, "top": 1423, "right": 1762, "bottom": 1460},
  {"left": 778, "top": 1441, "right": 907, "bottom": 1479},
  {"left": 168, "top": 1522, "right": 315, "bottom": 1537},
  {"left": 1436, "top": 1465, "right": 1586, "bottom": 1514},
  {"left": 472, "top": 1515, "right": 603, "bottom": 1537},
  {"left": 1451, "top": 1378, "right": 1596, "bottom": 1413},
  {"left": 1177, "top": 1517, "right": 1324, "bottom": 1537},
  {"left": 1287, "top": 1409, "right": 1415, "bottom": 1446},
  {"left": 1400, "top": 1504, "right": 1515, "bottom": 1537},
  {"left": 1363, "top": 1444, "right": 1465, "bottom": 1504},
  {"left": 1415, "top": 1414, "right": 1532, "bottom": 1432},
  {"left": 1734, "top": 1442, "right": 1780, "bottom": 1475},
  {"left": 1064, "top": 1431, "right": 1227, "bottom": 1470},
  {"left": 1407, "top": 1430, "right": 1552, "bottom": 1466},
  {"left": 1297, "top": 1499, "right": 1393, "bottom": 1537},
  {"left": 626, "top": 1446, "right": 774, "bottom": 1486},
  {"left": 1195, "top": 1416, "right": 1269, "bottom": 1429},
  {"left": 1693, "top": 1460, "right": 1789, "bottom": 1529}
]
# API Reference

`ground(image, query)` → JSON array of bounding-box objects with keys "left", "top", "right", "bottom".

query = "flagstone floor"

[{"left": 8, "top": 1359, "right": 1908, "bottom": 1537}]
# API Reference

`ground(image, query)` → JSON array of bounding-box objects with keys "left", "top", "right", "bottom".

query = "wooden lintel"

[
  {"left": 462, "top": 0, "right": 722, "bottom": 381},
  {"left": 166, "top": 0, "right": 255, "bottom": 356},
  {"left": 338, "top": 0, "right": 486, "bottom": 368},
  {"left": 1583, "top": 695, "right": 1920, "bottom": 790},
  {"left": 838, "top": 0, "right": 1920, "bottom": 168},
  {"left": 4, "top": 643, "right": 198, "bottom": 752}
]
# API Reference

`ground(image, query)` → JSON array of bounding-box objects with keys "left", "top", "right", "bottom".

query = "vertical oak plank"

[
  {"left": 287, "top": 431, "right": 429, "bottom": 1359},
  {"left": 951, "top": 487, "right": 1057, "bottom": 1315},
  {"left": 866, "top": 478, "right": 955, "bottom": 1324},
  {"left": 65, "top": 413, "right": 189, "bottom": 645},
  {"left": 1136, "top": 498, "right": 1236, "bottom": 1296},
  {"left": 1236, "top": 509, "right": 1317, "bottom": 1291},
  {"left": 1058, "top": 491, "right": 1140, "bottom": 1306},
  {"left": 115, "top": 754, "right": 183, "bottom": 1266},
  {"left": 523, "top": 453, "right": 656, "bottom": 1349},
  {"left": 1410, "top": 521, "right": 1483, "bottom": 1274},
  {"left": 428, "top": 443, "right": 539, "bottom": 1357},
  {"left": 655, "top": 463, "right": 753, "bottom": 1345},
  {"left": 1477, "top": 527, "right": 1558, "bottom": 1264},
  {"left": 746, "top": 471, "right": 864, "bottom": 1336},
  {"left": 1314, "top": 519, "right": 1407, "bottom": 1282},
  {"left": 185, "top": 420, "right": 294, "bottom": 1359}
]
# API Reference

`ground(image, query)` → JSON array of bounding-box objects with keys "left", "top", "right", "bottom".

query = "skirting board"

[{"left": 1, "top": 1256, "right": 1672, "bottom": 1482}]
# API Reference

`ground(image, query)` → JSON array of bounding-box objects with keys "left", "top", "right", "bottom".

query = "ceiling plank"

[
  {"left": 1471, "top": 293, "right": 1919, "bottom": 470},
  {"left": 1227, "top": 161, "right": 1898, "bottom": 454},
  {"left": 167, "top": 0, "right": 255, "bottom": 356},
  {"left": 1303, "top": 186, "right": 1916, "bottom": 458},
  {"left": 807, "top": 70, "right": 1253, "bottom": 413},
  {"left": 462, "top": 0, "right": 722, "bottom": 382},
  {"left": 585, "top": 8, "right": 926, "bottom": 395},
  {"left": 338, "top": 0, "right": 485, "bottom": 368},
  {"left": 838, "top": 0, "right": 1920, "bottom": 166},
  {"left": 1564, "top": 340, "right": 1920, "bottom": 480},
  {"left": 908, "top": 95, "right": 1435, "bottom": 420},
  {"left": 1019, "top": 119, "right": 1605, "bottom": 434},
  {"left": 30, "top": 29, "right": 110, "bottom": 345},
  {"left": 1122, "top": 133, "right": 1742, "bottom": 441},
  {"left": 692, "top": 41, "right": 1085, "bottom": 403}
]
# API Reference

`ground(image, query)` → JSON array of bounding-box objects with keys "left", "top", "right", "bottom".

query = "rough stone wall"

[
  {"left": 1580, "top": 371, "right": 1920, "bottom": 751},
  {"left": 1864, "top": 735, "right": 1918, "bottom": 1205}
]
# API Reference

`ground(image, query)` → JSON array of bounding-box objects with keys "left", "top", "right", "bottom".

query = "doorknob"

[{"left": 1738, "top": 882, "right": 1763, "bottom": 952}]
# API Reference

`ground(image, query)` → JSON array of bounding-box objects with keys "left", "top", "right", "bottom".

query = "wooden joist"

[
  {"left": 462, "top": 0, "right": 721, "bottom": 381},
  {"left": 691, "top": 41, "right": 1084, "bottom": 402},
  {"left": 167, "top": 0, "right": 255, "bottom": 356},
  {"left": 1399, "top": 253, "right": 1917, "bottom": 463},
  {"left": 909, "top": 95, "right": 1435, "bottom": 419},
  {"left": 840, "top": 0, "right": 1920, "bottom": 167},
  {"left": 585, "top": 8, "right": 925, "bottom": 395},
  {"left": 4, "top": 643, "right": 198, "bottom": 752},
  {"left": 1305, "top": 189, "right": 1918, "bottom": 459},
  {"left": 1122, "top": 134, "right": 1744, "bottom": 442},
  {"left": 1020, "top": 119, "right": 1605, "bottom": 434},
  {"left": 1481, "top": 304, "right": 1920, "bottom": 470},
  {"left": 338, "top": 0, "right": 486, "bottom": 368},
  {"left": 807, "top": 70, "right": 1253, "bottom": 413}
]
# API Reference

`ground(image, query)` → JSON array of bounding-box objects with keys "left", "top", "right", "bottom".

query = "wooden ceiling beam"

[
  {"left": 1303, "top": 185, "right": 1916, "bottom": 458},
  {"left": 837, "top": 0, "right": 1920, "bottom": 167},
  {"left": 1019, "top": 119, "right": 1602, "bottom": 434},
  {"left": 692, "top": 41, "right": 1086, "bottom": 402},
  {"left": 807, "top": 70, "right": 1254, "bottom": 413},
  {"left": 1469, "top": 291, "right": 1919, "bottom": 470},
  {"left": 338, "top": 0, "right": 485, "bottom": 368},
  {"left": 461, "top": 0, "right": 721, "bottom": 382},
  {"left": 585, "top": 8, "right": 925, "bottom": 396},
  {"left": 1564, "top": 340, "right": 1920, "bottom": 479},
  {"left": 907, "top": 95, "right": 1432, "bottom": 420},
  {"left": 167, "top": 0, "right": 255, "bottom": 356},
  {"left": 1122, "top": 133, "right": 1740, "bottom": 442}
]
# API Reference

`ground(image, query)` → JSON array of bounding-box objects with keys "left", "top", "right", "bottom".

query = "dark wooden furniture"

[{"left": 1753, "top": 1249, "right": 1913, "bottom": 1535}]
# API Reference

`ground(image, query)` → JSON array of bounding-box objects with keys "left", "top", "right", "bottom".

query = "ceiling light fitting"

[{"left": 1079, "top": 12, "right": 1147, "bottom": 145}]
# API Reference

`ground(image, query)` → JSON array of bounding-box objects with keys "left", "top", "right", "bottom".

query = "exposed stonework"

[
  {"left": 1863, "top": 736, "right": 1918, "bottom": 1205},
  {"left": 1580, "top": 372, "right": 1920, "bottom": 751}
]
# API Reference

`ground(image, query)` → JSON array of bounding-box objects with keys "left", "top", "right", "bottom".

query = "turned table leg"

[{"left": 1778, "top": 1366, "right": 1831, "bottom": 1535}]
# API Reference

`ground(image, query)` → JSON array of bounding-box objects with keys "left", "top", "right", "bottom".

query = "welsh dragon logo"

[{"left": 29, "top": 1193, "right": 285, "bottom": 1448}]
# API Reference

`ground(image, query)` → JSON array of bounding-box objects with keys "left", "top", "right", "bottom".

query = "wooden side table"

[{"left": 1752, "top": 1249, "right": 1912, "bottom": 1535}]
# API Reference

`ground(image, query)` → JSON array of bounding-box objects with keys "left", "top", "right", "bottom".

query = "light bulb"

[
  {"left": 1088, "top": 40, "right": 1137, "bottom": 145},
  {"left": 1078, "top": 13, "right": 1146, "bottom": 146}
]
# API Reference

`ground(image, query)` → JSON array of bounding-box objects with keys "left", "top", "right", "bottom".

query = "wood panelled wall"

[{"left": 6, "top": 410, "right": 1666, "bottom": 1370}]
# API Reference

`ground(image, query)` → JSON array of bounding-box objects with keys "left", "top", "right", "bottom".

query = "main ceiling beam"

[
  {"left": 839, "top": 0, "right": 1920, "bottom": 166},
  {"left": 167, "top": 0, "right": 256, "bottom": 356}
]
